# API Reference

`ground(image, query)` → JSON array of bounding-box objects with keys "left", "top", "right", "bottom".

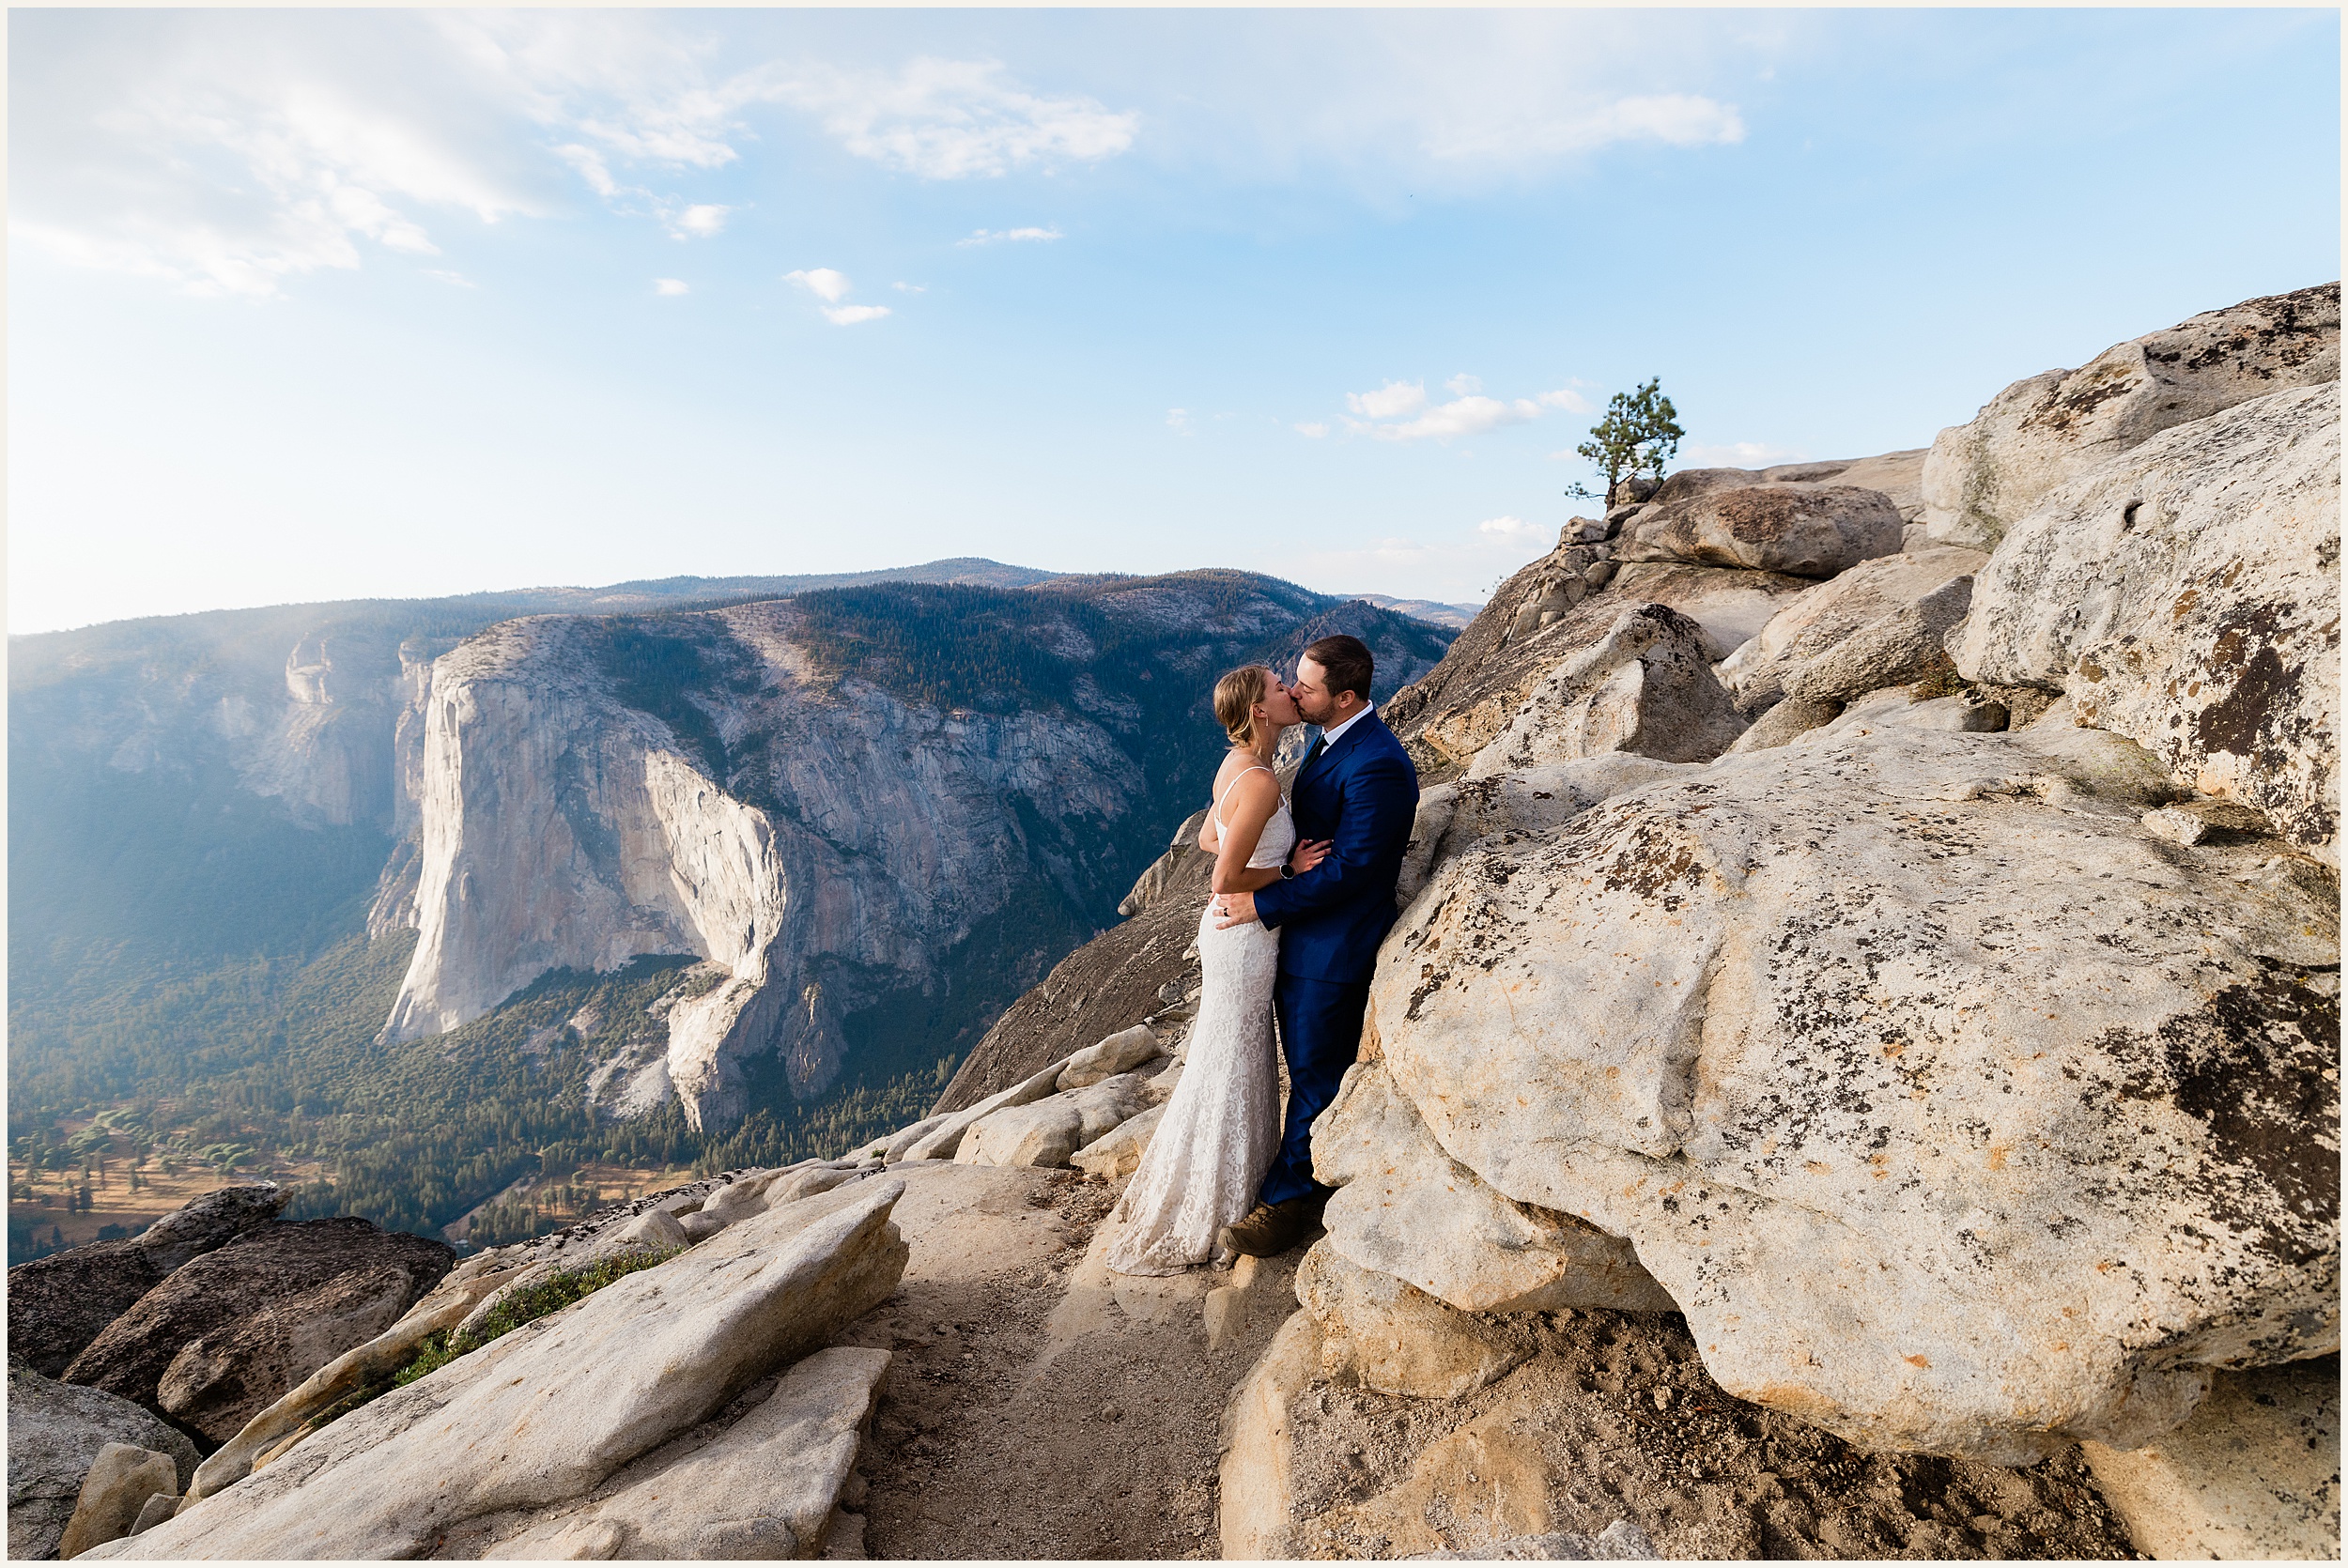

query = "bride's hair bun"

[{"left": 1213, "top": 665, "right": 1270, "bottom": 748}]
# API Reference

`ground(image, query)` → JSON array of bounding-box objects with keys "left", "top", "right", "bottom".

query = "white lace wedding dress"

[{"left": 1104, "top": 769, "right": 1290, "bottom": 1276}]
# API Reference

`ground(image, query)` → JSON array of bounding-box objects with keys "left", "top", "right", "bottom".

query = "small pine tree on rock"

[{"left": 1572, "top": 378, "right": 1685, "bottom": 506}]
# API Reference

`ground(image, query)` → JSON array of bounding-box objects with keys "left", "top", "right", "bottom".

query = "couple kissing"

[{"left": 1106, "top": 634, "right": 1420, "bottom": 1276}]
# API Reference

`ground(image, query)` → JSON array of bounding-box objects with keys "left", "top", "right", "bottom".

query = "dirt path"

[{"left": 835, "top": 1165, "right": 1294, "bottom": 1560}]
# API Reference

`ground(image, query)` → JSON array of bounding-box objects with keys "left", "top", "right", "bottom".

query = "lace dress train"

[{"left": 1104, "top": 799, "right": 1290, "bottom": 1277}]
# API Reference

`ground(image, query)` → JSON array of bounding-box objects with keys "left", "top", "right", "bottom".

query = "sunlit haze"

[{"left": 9, "top": 8, "right": 2340, "bottom": 632}]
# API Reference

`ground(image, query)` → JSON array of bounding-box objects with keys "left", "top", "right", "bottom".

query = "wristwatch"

[{"left": 1279, "top": 864, "right": 1297, "bottom": 880}]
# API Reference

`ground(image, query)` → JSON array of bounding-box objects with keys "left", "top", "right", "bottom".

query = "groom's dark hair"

[{"left": 1303, "top": 635, "right": 1374, "bottom": 703}]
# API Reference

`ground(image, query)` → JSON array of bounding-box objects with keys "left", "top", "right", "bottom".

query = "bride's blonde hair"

[{"left": 1213, "top": 665, "right": 1271, "bottom": 750}]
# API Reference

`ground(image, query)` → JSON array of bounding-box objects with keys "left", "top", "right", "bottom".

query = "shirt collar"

[{"left": 1319, "top": 701, "right": 1374, "bottom": 751}]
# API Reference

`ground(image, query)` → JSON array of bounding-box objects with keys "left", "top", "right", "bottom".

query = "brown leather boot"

[{"left": 1219, "top": 1195, "right": 1323, "bottom": 1258}]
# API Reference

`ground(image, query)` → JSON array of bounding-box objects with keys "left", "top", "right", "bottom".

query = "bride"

[{"left": 1106, "top": 666, "right": 1329, "bottom": 1276}]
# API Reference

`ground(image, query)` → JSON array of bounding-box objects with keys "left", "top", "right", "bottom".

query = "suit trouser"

[{"left": 1261, "top": 969, "right": 1373, "bottom": 1207}]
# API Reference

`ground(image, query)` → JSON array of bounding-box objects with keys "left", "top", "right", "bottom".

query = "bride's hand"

[{"left": 1290, "top": 838, "right": 1333, "bottom": 876}]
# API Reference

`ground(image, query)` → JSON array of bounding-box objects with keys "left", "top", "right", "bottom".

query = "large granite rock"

[
  {"left": 1369, "top": 722, "right": 2339, "bottom": 1463},
  {"left": 56, "top": 1444, "right": 178, "bottom": 1560},
  {"left": 1616, "top": 484, "right": 1905, "bottom": 577},
  {"left": 1719, "top": 546, "right": 1988, "bottom": 715},
  {"left": 1465, "top": 606, "right": 1746, "bottom": 777},
  {"left": 1314, "top": 1058, "right": 1675, "bottom": 1314},
  {"left": 9, "top": 1246, "right": 163, "bottom": 1387},
  {"left": 61, "top": 1218, "right": 454, "bottom": 1443},
  {"left": 476, "top": 1346, "right": 890, "bottom": 1559},
  {"left": 957, "top": 1072, "right": 1153, "bottom": 1168},
  {"left": 8, "top": 1186, "right": 289, "bottom": 1377},
  {"left": 131, "top": 1185, "right": 292, "bottom": 1273},
  {"left": 89, "top": 1180, "right": 911, "bottom": 1560},
  {"left": 1780, "top": 576, "right": 1975, "bottom": 708},
  {"left": 8, "top": 1360, "right": 199, "bottom": 1561},
  {"left": 1921, "top": 282, "right": 2340, "bottom": 548},
  {"left": 1395, "top": 756, "right": 1691, "bottom": 908},
  {"left": 2079, "top": 1355, "right": 2340, "bottom": 1559},
  {"left": 1955, "top": 382, "right": 2340, "bottom": 863}
]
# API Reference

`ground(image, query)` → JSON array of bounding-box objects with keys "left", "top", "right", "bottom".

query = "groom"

[{"left": 1213, "top": 634, "right": 1420, "bottom": 1258}]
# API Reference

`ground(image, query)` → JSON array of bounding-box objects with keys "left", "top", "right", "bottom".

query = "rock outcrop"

[
  {"left": 1396, "top": 756, "right": 1691, "bottom": 907},
  {"left": 8, "top": 1360, "right": 199, "bottom": 1561},
  {"left": 1464, "top": 606, "right": 1746, "bottom": 776},
  {"left": 93, "top": 1180, "right": 911, "bottom": 1560},
  {"left": 1921, "top": 282, "right": 2340, "bottom": 548},
  {"left": 1616, "top": 484, "right": 1906, "bottom": 577},
  {"left": 1370, "top": 722, "right": 2337, "bottom": 1462},
  {"left": 1955, "top": 381, "right": 2340, "bottom": 862},
  {"left": 8, "top": 1185, "right": 289, "bottom": 1377},
  {"left": 1718, "top": 546, "right": 1988, "bottom": 715},
  {"left": 61, "top": 1218, "right": 454, "bottom": 1444}
]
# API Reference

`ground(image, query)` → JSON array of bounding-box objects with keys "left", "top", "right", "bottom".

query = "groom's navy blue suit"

[{"left": 1249, "top": 708, "right": 1419, "bottom": 1207}]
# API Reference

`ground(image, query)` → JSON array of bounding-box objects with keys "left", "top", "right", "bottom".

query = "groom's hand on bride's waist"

[{"left": 1213, "top": 890, "right": 1259, "bottom": 929}]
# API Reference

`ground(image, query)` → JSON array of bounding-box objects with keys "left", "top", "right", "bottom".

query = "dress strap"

[{"left": 1213, "top": 763, "right": 1273, "bottom": 829}]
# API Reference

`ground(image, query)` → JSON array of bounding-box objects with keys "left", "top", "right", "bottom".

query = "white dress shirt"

[{"left": 1316, "top": 700, "right": 1374, "bottom": 752}]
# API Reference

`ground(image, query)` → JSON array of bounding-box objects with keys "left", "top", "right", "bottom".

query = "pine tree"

[{"left": 1573, "top": 378, "right": 1686, "bottom": 505}]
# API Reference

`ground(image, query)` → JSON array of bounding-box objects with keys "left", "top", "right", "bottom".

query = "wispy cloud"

[
  {"left": 425, "top": 269, "right": 476, "bottom": 288},
  {"left": 654, "top": 277, "right": 690, "bottom": 296},
  {"left": 892, "top": 281, "right": 927, "bottom": 293},
  {"left": 957, "top": 225, "right": 1064, "bottom": 246},
  {"left": 759, "top": 58, "right": 1136, "bottom": 179},
  {"left": 822, "top": 303, "right": 891, "bottom": 326},
  {"left": 1478, "top": 515, "right": 1540, "bottom": 538},
  {"left": 1294, "top": 422, "right": 1330, "bottom": 438},
  {"left": 1166, "top": 408, "right": 1194, "bottom": 435},
  {"left": 1339, "top": 379, "right": 1587, "bottom": 442}
]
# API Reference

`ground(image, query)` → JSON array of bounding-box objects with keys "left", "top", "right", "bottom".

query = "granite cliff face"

[
  {"left": 377, "top": 579, "right": 1450, "bottom": 1129},
  {"left": 12, "top": 564, "right": 1449, "bottom": 1143}
]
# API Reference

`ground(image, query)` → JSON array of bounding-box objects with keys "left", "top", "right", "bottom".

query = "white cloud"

[
  {"left": 425, "top": 269, "right": 475, "bottom": 287},
  {"left": 1294, "top": 422, "right": 1330, "bottom": 438},
  {"left": 670, "top": 203, "right": 731, "bottom": 238},
  {"left": 785, "top": 267, "right": 853, "bottom": 303},
  {"left": 957, "top": 225, "right": 1064, "bottom": 246},
  {"left": 1166, "top": 408, "right": 1194, "bottom": 435},
  {"left": 1478, "top": 515, "right": 1539, "bottom": 537},
  {"left": 1682, "top": 440, "right": 1808, "bottom": 467},
  {"left": 757, "top": 57, "right": 1137, "bottom": 179},
  {"left": 821, "top": 303, "right": 890, "bottom": 326},
  {"left": 892, "top": 281, "right": 927, "bottom": 293},
  {"left": 1365, "top": 393, "right": 1537, "bottom": 441},
  {"left": 1336, "top": 378, "right": 1592, "bottom": 442},
  {"left": 1346, "top": 380, "right": 1429, "bottom": 420},
  {"left": 654, "top": 277, "right": 690, "bottom": 296}
]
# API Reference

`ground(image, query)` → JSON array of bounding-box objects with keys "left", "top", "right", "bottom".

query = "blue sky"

[{"left": 9, "top": 8, "right": 2340, "bottom": 633}]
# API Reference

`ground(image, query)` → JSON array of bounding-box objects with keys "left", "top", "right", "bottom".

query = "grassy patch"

[
  {"left": 317, "top": 1245, "right": 684, "bottom": 1430},
  {"left": 1908, "top": 657, "right": 1970, "bottom": 702}
]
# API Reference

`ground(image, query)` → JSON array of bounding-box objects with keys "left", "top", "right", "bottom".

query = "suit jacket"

[{"left": 1252, "top": 710, "right": 1420, "bottom": 983}]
